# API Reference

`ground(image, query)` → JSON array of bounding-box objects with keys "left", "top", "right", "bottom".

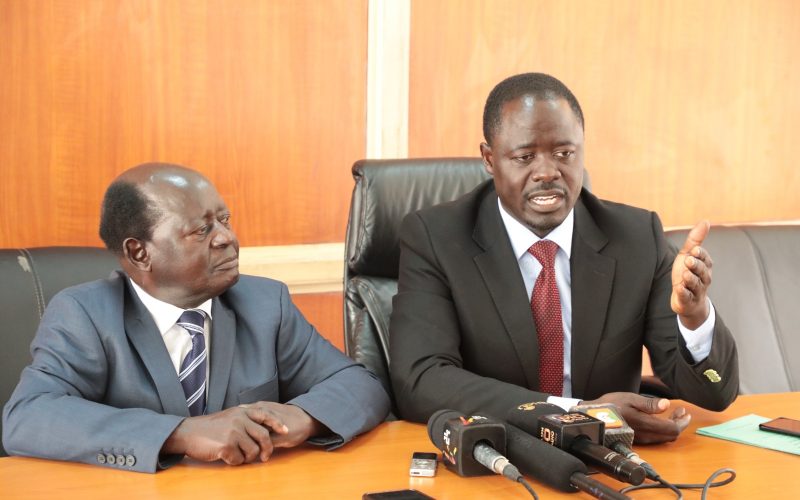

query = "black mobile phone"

[
  {"left": 409, "top": 451, "right": 438, "bottom": 477},
  {"left": 759, "top": 417, "right": 800, "bottom": 438},
  {"left": 362, "top": 489, "right": 435, "bottom": 500}
]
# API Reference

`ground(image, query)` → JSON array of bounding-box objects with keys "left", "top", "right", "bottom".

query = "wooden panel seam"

[{"left": 239, "top": 243, "right": 344, "bottom": 295}]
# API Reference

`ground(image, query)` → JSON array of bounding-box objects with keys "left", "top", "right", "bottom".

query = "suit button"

[
  {"left": 125, "top": 455, "right": 136, "bottom": 467},
  {"left": 116, "top": 455, "right": 125, "bottom": 466},
  {"left": 106, "top": 454, "right": 116, "bottom": 465},
  {"left": 97, "top": 453, "right": 106, "bottom": 464}
]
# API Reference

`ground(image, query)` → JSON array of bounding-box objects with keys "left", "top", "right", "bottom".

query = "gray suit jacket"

[
  {"left": 3, "top": 272, "right": 389, "bottom": 472},
  {"left": 390, "top": 181, "right": 738, "bottom": 423}
]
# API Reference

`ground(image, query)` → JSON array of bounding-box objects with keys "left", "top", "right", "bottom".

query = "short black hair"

[
  {"left": 99, "top": 180, "right": 162, "bottom": 255},
  {"left": 482, "top": 72, "right": 584, "bottom": 144}
]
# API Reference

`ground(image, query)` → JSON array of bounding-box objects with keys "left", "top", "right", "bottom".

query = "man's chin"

[
  {"left": 524, "top": 213, "right": 567, "bottom": 237},
  {"left": 212, "top": 270, "right": 240, "bottom": 294}
]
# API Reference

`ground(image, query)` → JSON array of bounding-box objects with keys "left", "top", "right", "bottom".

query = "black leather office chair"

[
  {"left": 343, "top": 158, "right": 491, "bottom": 416},
  {"left": 664, "top": 225, "right": 800, "bottom": 394},
  {"left": 0, "top": 247, "right": 118, "bottom": 456}
]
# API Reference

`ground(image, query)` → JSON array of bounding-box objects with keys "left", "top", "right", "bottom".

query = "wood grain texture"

[
  {"left": 0, "top": 0, "right": 367, "bottom": 248},
  {"left": 408, "top": 0, "right": 800, "bottom": 227},
  {"left": 1, "top": 393, "right": 798, "bottom": 498},
  {"left": 291, "top": 292, "right": 344, "bottom": 352}
]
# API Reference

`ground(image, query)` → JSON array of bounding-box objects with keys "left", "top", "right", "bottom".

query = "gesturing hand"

[
  {"left": 671, "top": 220, "right": 713, "bottom": 329},
  {"left": 582, "top": 392, "right": 691, "bottom": 444},
  {"left": 161, "top": 405, "right": 289, "bottom": 465}
]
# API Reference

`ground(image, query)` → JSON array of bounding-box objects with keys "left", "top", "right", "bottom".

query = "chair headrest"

[{"left": 345, "top": 158, "right": 490, "bottom": 278}]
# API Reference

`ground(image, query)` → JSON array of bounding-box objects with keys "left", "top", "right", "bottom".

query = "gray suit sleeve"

[
  {"left": 273, "top": 283, "right": 390, "bottom": 446},
  {"left": 2, "top": 291, "right": 183, "bottom": 473}
]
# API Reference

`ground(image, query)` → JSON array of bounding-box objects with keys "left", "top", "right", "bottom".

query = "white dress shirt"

[
  {"left": 497, "top": 199, "right": 715, "bottom": 409},
  {"left": 129, "top": 279, "right": 213, "bottom": 382}
]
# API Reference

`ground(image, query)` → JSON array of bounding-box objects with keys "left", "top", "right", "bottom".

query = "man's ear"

[
  {"left": 122, "top": 238, "right": 151, "bottom": 271},
  {"left": 479, "top": 142, "right": 494, "bottom": 176}
]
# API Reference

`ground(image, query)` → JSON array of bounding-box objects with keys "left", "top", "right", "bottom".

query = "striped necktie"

[{"left": 177, "top": 309, "right": 207, "bottom": 416}]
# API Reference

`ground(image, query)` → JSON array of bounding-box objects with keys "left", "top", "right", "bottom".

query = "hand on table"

[
  {"left": 162, "top": 402, "right": 322, "bottom": 465},
  {"left": 583, "top": 392, "right": 691, "bottom": 444}
]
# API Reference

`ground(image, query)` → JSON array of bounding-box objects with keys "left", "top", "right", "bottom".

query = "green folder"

[{"left": 696, "top": 414, "right": 800, "bottom": 456}]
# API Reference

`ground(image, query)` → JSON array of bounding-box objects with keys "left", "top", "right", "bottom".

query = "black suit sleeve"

[{"left": 644, "top": 213, "right": 739, "bottom": 410}]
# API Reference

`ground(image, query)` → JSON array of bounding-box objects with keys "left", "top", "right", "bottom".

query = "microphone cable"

[
  {"left": 619, "top": 467, "right": 736, "bottom": 499},
  {"left": 516, "top": 476, "right": 539, "bottom": 500}
]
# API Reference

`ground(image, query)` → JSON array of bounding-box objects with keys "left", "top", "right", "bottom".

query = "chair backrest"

[
  {"left": 0, "top": 247, "right": 118, "bottom": 456},
  {"left": 664, "top": 225, "right": 800, "bottom": 394},
  {"left": 343, "top": 158, "right": 491, "bottom": 415}
]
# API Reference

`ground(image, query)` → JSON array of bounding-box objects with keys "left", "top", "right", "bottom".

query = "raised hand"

[{"left": 671, "top": 220, "right": 713, "bottom": 329}]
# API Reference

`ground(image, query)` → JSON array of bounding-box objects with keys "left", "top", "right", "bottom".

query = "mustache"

[{"left": 524, "top": 182, "right": 567, "bottom": 198}]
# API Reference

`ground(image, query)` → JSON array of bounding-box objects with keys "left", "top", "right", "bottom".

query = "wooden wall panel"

[
  {"left": 0, "top": 0, "right": 367, "bottom": 248},
  {"left": 291, "top": 292, "right": 344, "bottom": 352},
  {"left": 409, "top": 0, "right": 800, "bottom": 227}
]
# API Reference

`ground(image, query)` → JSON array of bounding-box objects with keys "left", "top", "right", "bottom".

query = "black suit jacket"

[{"left": 389, "top": 180, "right": 738, "bottom": 423}]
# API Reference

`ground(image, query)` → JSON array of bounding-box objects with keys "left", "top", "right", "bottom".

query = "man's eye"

[
  {"left": 555, "top": 150, "right": 574, "bottom": 159},
  {"left": 514, "top": 154, "right": 534, "bottom": 163},
  {"left": 196, "top": 225, "right": 210, "bottom": 235},
  {"left": 219, "top": 214, "right": 231, "bottom": 227}
]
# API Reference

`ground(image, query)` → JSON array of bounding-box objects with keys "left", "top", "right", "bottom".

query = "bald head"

[
  {"left": 99, "top": 163, "right": 210, "bottom": 255},
  {"left": 99, "top": 162, "right": 239, "bottom": 307}
]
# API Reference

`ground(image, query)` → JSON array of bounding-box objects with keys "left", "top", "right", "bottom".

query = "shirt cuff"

[
  {"left": 547, "top": 396, "right": 582, "bottom": 411},
  {"left": 677, "top": 298, "right": 716, "bottom": 362}
]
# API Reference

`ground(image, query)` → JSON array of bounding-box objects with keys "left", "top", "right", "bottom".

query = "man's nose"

[
  {"left": 529, "top": 157, "right": 561, "bottom": 183},
  {"left": 211, "top": 223, "right": 237, "bottom": 248}
]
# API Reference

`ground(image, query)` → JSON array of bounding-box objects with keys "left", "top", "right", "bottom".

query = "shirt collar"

[
  {"left": 128, "top": 278, "right": 213, "bottom": 336},
  {"left": 497, "top": 198, "right": 574, "bottom": 260}
]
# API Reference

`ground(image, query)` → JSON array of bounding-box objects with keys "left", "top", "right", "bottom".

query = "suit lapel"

[
  {"left": 570, "top": 195, "right": 615, "bottom": 398},
  {"left": 206, "top": 296, "right": 236, "bottom": 413},
  {"left": 122, "top": 277, "right": 190, "bottom": 417},
  {"left": 473, "top": 191, "right": 540, "bottom": 389}
]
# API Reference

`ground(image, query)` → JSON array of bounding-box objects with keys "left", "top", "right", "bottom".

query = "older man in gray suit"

[{"left": 3, "top": 163, "right": 389, "bottom": 472}]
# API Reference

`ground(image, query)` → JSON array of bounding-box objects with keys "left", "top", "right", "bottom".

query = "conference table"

[{"left": 1, "top": 392, "right": 797, "bottom": 499}]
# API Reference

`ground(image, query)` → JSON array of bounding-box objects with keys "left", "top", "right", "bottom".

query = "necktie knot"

[
  {"left": 178, "top": 309, "right": 206, "bottom": 337},
  {"left": 528, "top": 240, "right": 558, "bottom": 269}
]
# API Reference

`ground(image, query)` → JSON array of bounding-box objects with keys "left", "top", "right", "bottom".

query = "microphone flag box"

[
  {"left": 440, "top": 415, "right": 506, "bottom": 477},
  {"left": 539, "top": 413, "right": 604, "bottom": 449}
]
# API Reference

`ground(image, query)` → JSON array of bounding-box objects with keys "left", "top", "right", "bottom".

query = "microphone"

[
  {"left": 570, "top": 402, "right": 634, "bottom": 449},
  {"left": 427, "top": 409, "right": 522, "bottom": 480},
  {"left": 505, "top": 422, "right": 631, "bottom": 499},
  {"left": 429, "top": 409, "right": 631, "bottom": 499},
  {"left": 571, "top": 402, "right": 659, "bottom": 480},
  {"left": 507, "top": 402, "right": 646, "bottom": 486}
]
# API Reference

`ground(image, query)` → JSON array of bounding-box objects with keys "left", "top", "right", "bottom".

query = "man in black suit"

[{"left": 389, "top": 73, "right": 738, "bottom": 443}]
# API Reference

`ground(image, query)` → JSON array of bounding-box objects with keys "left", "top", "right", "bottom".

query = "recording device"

[
  {"left": 759, "top": 417, "right": 800, "bottom": 438},
  {"left": 572, "top": 402, "right": 659, "bottom": 480},
  {"left": 409, "top": 451, "right": 438, "bottom": 477},
  {"left": 428, "top": 409, "right": 631, "bottom": 499},
  {"left": 507, "top": 402, "right": 645, "bottom": 486}
]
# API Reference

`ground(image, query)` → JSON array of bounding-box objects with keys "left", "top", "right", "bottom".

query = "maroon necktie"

[{"left": 528, "top": 240, "right": 564, "bottom": 396}]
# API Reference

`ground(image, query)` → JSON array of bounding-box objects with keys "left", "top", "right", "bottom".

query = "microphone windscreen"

[
  {"left": 505, "top": 423, "right": 587, "bottom": 492},
  {"left": 506, "top": 401, "right": 566, "bottom": 434},
  {"left": 427, "top": 409, "right": 463, "bottom": 449}
]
